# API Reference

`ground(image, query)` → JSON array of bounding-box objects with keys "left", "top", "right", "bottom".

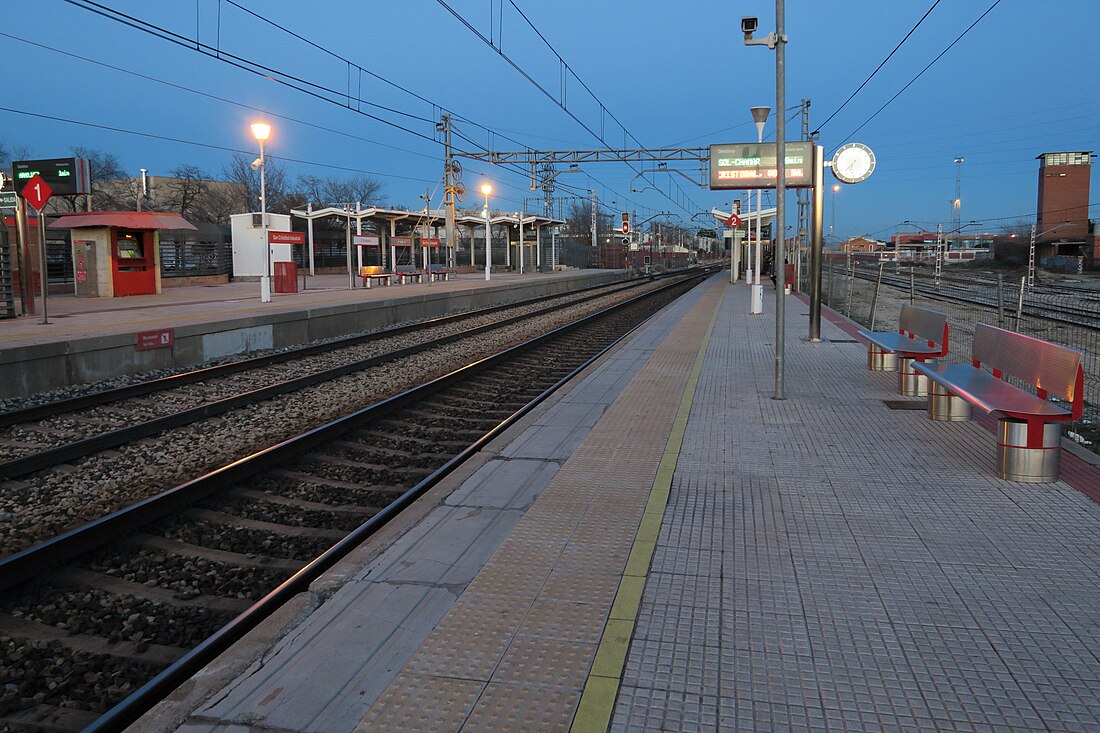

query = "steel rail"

[
  {"left": 2, "top": 270, "right": 706, "bottom": 733},
  {"left": 0, "top": 276, "right": 654, "bottom": 429},
  {"left": 0, "top": 274, "right": 685, "bottom": 481}
]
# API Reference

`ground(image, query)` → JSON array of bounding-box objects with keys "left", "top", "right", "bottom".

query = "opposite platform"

[
  {"left": 136, "top": 274, "right": 1100, "bottom": 732},
  {"left": 0, "top": 269, "right": 625, "bottom": 398}
]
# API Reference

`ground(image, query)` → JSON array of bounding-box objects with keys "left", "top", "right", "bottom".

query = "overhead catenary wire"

[
  {"left": 0, "top": 105, "right": 437, "bottom": 184},
  {"left": 434, "top": 0, "right": 701, "bottom": 216},
  {"left": 834, "top": 0, "right": 1005, "bottom": 151},
  {"left": 813, "top": 0, "right": 942, "bottom": 136},
  {"left": 0, "top": 31, "right": 439, "bottom": 162},
  {"left": 52, "top": 0, "right": 650, "bottom": 216}
]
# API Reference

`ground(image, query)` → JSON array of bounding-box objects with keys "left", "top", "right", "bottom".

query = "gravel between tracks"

[{"left": 0, "top": 282, "right": 669, "bottom": 558}]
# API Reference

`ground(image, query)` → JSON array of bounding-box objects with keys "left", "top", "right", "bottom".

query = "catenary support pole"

[
  {"left": 808, "top": 144, "right": 824, "bottom": 341},
  {"left": 774, "top": 0, "right": 787, "bottom": 400}
]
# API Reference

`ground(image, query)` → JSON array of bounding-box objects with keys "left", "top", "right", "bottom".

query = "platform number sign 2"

[{"left": 20, "top": 174, "right": 53, "bottom": 213}]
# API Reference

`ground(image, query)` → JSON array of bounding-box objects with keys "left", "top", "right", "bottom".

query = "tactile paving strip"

[{"left": 354, "top": 277, "right": 728, "bottom": 731}]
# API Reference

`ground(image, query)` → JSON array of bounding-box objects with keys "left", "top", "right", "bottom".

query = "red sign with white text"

[
  {"left": 136, "top": 328, "right": 175, "bottom": 351},
  {"left": 268, "top": 231, "right": 306, "bottom": 245}
]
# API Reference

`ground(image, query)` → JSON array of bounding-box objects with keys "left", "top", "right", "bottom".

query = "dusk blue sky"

[{"left": 2, "top": 0, "right": 1097, "bottom": 240}]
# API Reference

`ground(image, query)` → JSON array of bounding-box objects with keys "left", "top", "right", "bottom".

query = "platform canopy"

[
  {"left": 710, "top": 207, "right": 775, "bottom": 229},
  {"left": 290, "top": 205, "right": 447, "bottom": 227},
  {"left": 48, "top": 211, "right": 197, "bottom": 230},
  {"left": 456, "top": 213, "right": 564, "bottom": 227}
]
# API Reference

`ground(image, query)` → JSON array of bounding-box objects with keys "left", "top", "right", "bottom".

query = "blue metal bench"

[
  {"left": 912, "top": 323, "right": 1084, "bottom": 482},
  {"left": 426, "top": 263, "right": 454, "bottom": 282},
  {"left": 393, "top": 264, "right": 422, "bottom": 284},
  {"left": 857, "top": 305, "right": 948, "bottom": 396}
]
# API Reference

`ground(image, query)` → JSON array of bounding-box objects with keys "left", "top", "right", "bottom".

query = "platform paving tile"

[
  {"left": 169, "top": 282, "right": 716, "bottom": 733},
  {"left": 609, "top": 283, "right": 1100, "bottom": 732},
  {"left": 349, "top": 277, "right": 726, "bottom": 731}
]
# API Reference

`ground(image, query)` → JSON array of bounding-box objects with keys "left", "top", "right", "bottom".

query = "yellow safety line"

[{"left": 570, "top": 289, "right": 723, "bottom": 733}]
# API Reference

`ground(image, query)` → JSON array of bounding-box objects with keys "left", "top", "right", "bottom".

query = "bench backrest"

[
  {"left": 359, "top": 266, "right": 388, "bottom": 276},
  {"left": 394, "top": 264, "right": 419, "bottom": 273},
  {"left": 898, "top": 305, "right": 948, "bottom": 349},
  {"left": 972, "top": 323, "right": 1084, "bottom": 414},
  {"left": 427, "top": 264, "right": 447, "bottom": 272}
]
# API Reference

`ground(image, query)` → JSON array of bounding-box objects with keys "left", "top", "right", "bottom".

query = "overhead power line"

[
  {"left": 434, "top": 0, "right": 701, "bottom": 216},
  {"left": 814, "top": 0, "right": 942, "bottom": 135},
  {"left": 835, "top": 0, "right": 1005, "bottom": 150},
  {"left": 0, "top": 105, "right": 436, "bottom": 183},
  {"left": 0, "top": 31, "right": 438, "bottom": 162}
]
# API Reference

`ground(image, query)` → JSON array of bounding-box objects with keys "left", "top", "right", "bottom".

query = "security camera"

[
  {"left": 741, "top": 16, "right": 758, "bottom": 37},
  {"left": 251, "top": 158, "right": 263, "bottom": 170}
]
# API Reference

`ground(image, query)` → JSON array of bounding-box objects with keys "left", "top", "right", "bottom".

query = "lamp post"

[
  {"left": 480, "top": 183, "right": 492, "bottom": 281},
  {"left": 749, "top": 105, "right": 770, "bottom": 314},
  {"left": 251, "top": 122, "right": 272, "bottom": 303},
  {"left": 830, "top": 184, "right": 840, "bottom": 244}
]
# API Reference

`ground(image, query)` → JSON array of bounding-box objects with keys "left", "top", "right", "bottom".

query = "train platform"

[
  {"left": 0, "top": 269, "right": 625, "bottom": 399},
  {"left": 137, "top": 274, "right": 1100, "bottom": 733}
]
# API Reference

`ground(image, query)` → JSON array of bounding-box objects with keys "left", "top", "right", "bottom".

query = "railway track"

[
  {"left": 830, "top": 261, "right": 1100, "bottom": 330},
  {"left": 0, "top": 270, "right": 709, "bottom": 733},
  {"left": 0, "top": 275, "right": 691, "bottom": 559}
]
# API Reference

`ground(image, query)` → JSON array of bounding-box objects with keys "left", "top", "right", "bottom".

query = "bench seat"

[
  {"left": 856, "top": 330, "right": 941, "bottom": 357},
  {"left": 906, "top": 323, "right": 1083, "bottom": 483},
  {"left": 912, "top": 362, "right": 1073, "bottom": 420},
  {"left": 855, "top": 305, "right": 948, "bottom": 395}
]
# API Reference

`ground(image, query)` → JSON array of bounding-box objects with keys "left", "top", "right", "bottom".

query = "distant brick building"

[{"left": 1034, "top": 151, "right": 1097, "bottom": 267}]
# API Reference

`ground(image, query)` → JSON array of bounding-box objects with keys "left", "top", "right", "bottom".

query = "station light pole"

[
  {"left": 480, "top": 183, "right": 492, "bottom": 281},
  {"left": 744, "top": 2, "right": 788, "bottom": 398},
  {"left": 830, "top": 184, "right": 840, "bottom": 244},
  {"left": 251, "top": 122, "right": 272, "bottom": 303},
  {"left": 750, "top": 106, "right": 769, "bottom": 315}
]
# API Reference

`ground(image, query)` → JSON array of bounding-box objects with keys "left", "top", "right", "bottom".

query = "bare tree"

[
  {"left": 161, "top": 164, "right": 210, "bottom": 217},
  {"left": 292, "top": 174, "right": 385, "bottom": 209},
  {"left": 223, "top": 152, "right": 289, "bottom": 214},
  {"left": 1, "top": 142, "right": 34, "bottom": 180}
]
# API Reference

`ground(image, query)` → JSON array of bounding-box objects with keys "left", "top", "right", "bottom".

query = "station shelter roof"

[
  {"left": 290, "top": 206, "right": 447, "bottom": 228},
  {"left": 455, "top": 213, "right": 564, "bottom": 227},
  {"left": 48, "top": 211, "right": 197, "bottom": 231}
]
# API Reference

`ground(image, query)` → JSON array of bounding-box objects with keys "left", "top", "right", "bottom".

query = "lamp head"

[
  {"left": 480, "top": 183, "right": 492, "bottom": 197},
  {"left": 251, "top": 122, "right": 272, "bottom": 141},
  {"left": 250, "top": 158, "right": 263, "bottom": 171}
]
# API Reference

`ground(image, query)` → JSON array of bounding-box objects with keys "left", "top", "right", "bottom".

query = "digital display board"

[
  {"left": 708, "top": 142, "right": 814, "bottom": 190},
  {"left": 11, "top": 158, "right": 91, "bottom": 196}
]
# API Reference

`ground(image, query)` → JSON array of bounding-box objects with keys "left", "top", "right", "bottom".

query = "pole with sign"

[{"left": 20, "top": 175, "right": 53, "bottom": 324}]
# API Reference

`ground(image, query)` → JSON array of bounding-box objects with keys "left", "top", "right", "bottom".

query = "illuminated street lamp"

[
  {"left": 749, "top": 105, "right": 770, "bottom": 315},
  {"left": 251, "top": 122, "right": 272, "bottom": 302},
  {"left": 831, "top": 184, "right": 840, "bottom": 243},
  {"left": 480, "top": 183, "right": 492, "bottom": 281}
]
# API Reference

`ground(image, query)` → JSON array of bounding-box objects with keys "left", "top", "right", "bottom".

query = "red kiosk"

[{"left": 49, "top": 212, "right": 195, "bottom": 297}]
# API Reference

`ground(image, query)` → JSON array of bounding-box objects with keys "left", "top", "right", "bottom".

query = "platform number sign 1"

[{"left": 20, "top": 174, "right": 53, "bottom": 212}]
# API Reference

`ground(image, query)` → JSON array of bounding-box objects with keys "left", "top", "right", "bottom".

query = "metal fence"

[{"left": 821, "top": 253, "right": 1099, "bottom": 453}]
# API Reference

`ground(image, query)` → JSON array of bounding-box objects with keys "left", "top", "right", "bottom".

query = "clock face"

[{"left": 831, "top": 143, "right": 876, "bottom": 184}]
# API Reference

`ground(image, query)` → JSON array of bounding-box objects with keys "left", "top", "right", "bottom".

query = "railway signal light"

[{"left": 621, "top": 212, "right": 630, "bottom": 234}]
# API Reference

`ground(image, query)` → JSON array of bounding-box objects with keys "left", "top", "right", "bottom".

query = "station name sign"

[
  {"left": 708, "top": 142, "right": 813, "bottom": 190},
  {"left": 12, "top": 157, "right": 92, "bottom": 196}
]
